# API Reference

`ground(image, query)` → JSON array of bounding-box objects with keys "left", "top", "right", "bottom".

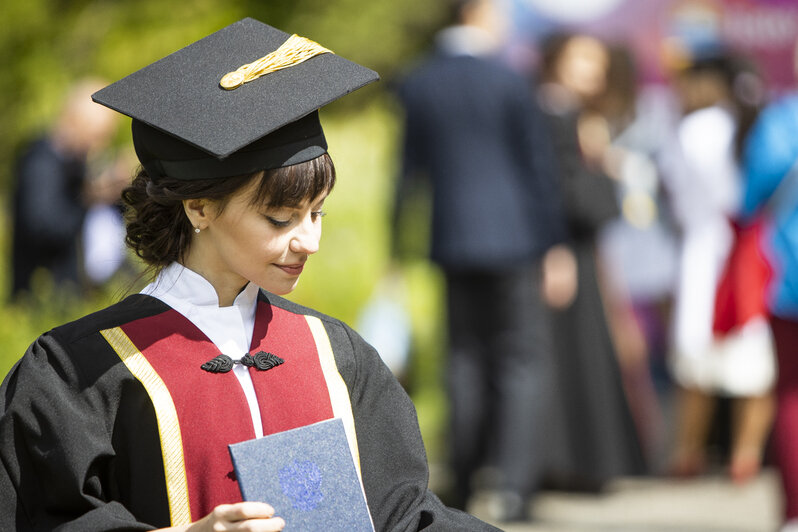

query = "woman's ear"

[{"left": 182, "top": 198, "right": 212, "bottom": 231}]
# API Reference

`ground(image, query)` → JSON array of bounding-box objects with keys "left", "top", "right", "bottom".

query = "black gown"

[
  {"left": 541, "top": 106, "right": 647, "bottom": 490},
  {"left": 0, "top": 291, "right": 498, "bottom": 531}
]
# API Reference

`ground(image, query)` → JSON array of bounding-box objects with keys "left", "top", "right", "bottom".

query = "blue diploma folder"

[{"left": 228, "top": 418, "right": 374, "bottom": 531}]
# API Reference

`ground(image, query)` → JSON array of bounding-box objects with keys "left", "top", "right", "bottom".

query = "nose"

[{"left": 289, "top": 215, "right": 321, "bottom": 255}]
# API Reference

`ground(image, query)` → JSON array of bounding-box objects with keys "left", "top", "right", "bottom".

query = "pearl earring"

[{"left": 194, "top": 227, "right": 201, "bottom": 234}]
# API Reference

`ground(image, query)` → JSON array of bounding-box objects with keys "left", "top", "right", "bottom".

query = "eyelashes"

[
  {"left": 266, "top": 211, "right": 326, "bottom": 228},
  {"left": 266, "top": 216, "right": 291, "bottom": 228}
]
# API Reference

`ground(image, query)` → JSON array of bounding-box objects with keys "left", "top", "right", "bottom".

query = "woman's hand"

[
  {"left": 576, "top": 112, "right": 611, "bottom": 168},
  {"left": 542, "top": 244, "right": 578, "bottom": 310},
  {"left": 161, "top": 502, "right": 285, "bottom": 532}
]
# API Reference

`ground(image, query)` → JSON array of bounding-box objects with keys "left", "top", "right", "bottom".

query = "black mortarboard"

[{"left": 92, "top": 18, "right": 379, "bottom": 180}]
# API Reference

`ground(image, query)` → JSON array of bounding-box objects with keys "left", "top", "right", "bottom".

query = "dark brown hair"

[
  {"left": 122, "top": 153, "right": 336, "bottom": 270},
  {"left": 590, "top": 44, "right": 638, "bottom": 133},
  {"left": 539, "top": 32, "right": 575, "bottom": 84},
  {"left": 447, "top": 0, "right": 478, "bottom": 25},
  {"left": 679, "top": 53, "right": 764, "bottom": 160}
]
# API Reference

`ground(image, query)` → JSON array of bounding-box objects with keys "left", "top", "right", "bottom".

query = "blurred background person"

[
  {"left": 355, "top": 269, "right": 413, "bottom": 384},
  {"left": 81, "top": 152, "right": 135, "bottom": 290},
  {"left": 11, "top": 78, "right": 117, "bottom": 298},
  {"left": 740, "top": 38, "right": 798, "bottom": 531},
  {"left": 592, "top": 43, "right": 681, "bottom": 471},
  {"left": 393, "top": 0, "right": 566, "bottom": 521},
  {"left": 658, "top": 50, "right": 775, "bottom": 483},
  {"left": 536, "top": 32, "right": 646, "bottom": 492}
]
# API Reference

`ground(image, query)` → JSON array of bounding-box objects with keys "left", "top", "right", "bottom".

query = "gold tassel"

[{"left": 220, "top": 34, "right": 333, "bottom": 90}]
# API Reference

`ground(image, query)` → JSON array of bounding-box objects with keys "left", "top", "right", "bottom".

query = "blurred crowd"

[
  {"left": 387, "top": 0, "right": 798, "bottom": 528},
  {"left": 10, "top": 0, "right": 798, "bottom": 529}
]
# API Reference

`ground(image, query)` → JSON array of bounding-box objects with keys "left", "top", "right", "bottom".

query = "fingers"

[
  {"left": 207, "top": 502, "right": 285, "bottom": 531},
  {"left": 238, "top": 516, "right": 285, "bottom": 532},
  {"left": 213, "top": 502, "right": 275, "bottom": 521}
]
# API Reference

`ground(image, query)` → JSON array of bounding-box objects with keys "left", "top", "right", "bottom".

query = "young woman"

[
  {"left": 535, "top": 32, "right": 646, "bottom": 491},
  {"left": 740, "top": 79, "right": 798, "bottom": 530},
  {"left": 661, "top": 52, "right": 774, "bottom": 483},
  {"left": 0, "top": 18, "right": 497, "bottom": 532}
]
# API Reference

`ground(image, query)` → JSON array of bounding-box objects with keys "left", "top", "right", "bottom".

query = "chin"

[{"left": 264, "top": 281, "right": 298, "bottom": 296}]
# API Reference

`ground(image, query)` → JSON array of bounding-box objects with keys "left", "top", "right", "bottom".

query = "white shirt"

[
  {"left": 663, "top": 106, "right": 740, "bottom": 360},
  {"left": 141, "top": 262, "right": 266, "bottom": 437}
]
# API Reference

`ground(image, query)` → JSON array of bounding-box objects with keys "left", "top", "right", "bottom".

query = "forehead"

[{"left": 565, "top": 37, "right": 608, "bottom": 64}]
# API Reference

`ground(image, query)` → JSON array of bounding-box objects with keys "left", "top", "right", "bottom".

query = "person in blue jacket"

[{"left": 741, "top": 90, "right": 798, "bottom": 531}]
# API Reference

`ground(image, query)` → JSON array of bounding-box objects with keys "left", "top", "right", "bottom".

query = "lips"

[{"left": 276, "top": 263, "right": 304, "bottom": 275}]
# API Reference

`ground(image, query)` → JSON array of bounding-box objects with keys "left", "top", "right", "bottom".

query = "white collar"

[{"left": 142, "top": 262, "right": 260, "bottom": 311}]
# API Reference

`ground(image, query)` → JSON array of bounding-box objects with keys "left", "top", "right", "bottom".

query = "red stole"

[{"left": 116, "top": 301, "right": 334, "bottom": 522}]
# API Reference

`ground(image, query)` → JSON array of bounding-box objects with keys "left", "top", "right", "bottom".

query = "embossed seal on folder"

[{"left": 229, "top": 418, "right": 374, "bottom": 531}]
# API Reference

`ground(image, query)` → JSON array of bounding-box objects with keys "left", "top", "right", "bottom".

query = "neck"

[
  {"left": 179, "top": 257, "right": 247, "bottom": 307},
  {"left": 538, "top": 82, "right": 581, "bottom": 115}
]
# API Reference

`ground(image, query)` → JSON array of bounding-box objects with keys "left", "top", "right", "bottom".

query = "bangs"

[{"left": 250, "top": 153, "right": 336, "bottom": 208}]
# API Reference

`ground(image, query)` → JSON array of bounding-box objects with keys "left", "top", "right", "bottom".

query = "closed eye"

[{"left": 265, "top": 216, "right": 291, "bottom": 228}]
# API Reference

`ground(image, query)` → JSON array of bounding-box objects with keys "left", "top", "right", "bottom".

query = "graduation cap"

[{"left": 92, "top": 17, "right": 379, "bottom": 180}]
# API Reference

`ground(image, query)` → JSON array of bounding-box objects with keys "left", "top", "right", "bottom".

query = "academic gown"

[
  {"left": 0, "top": 289, "right": 496, "bottom": 531},
  {"left": 539, "top": 103, "right": 646, "bottom": 489}
]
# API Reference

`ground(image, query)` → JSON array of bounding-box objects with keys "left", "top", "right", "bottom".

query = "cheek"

[
  {"left": 256, "top": 233, "right": 290, "bottom": 259},
  {"left": 216, "top": 218, "right": 270, "bottom": 261}
]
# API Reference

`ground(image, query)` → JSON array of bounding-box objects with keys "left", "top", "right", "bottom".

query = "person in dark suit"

[
  {"left": 393, "top": 0, "right": 567, "bottom": 521},
  {"left": 11, "top": 79, "right": 117, "bottom": 298}
]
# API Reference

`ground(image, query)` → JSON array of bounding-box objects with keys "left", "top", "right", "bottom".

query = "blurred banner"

[{"left": 513, "top": 0, "right": 798, "bottom": 91}]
